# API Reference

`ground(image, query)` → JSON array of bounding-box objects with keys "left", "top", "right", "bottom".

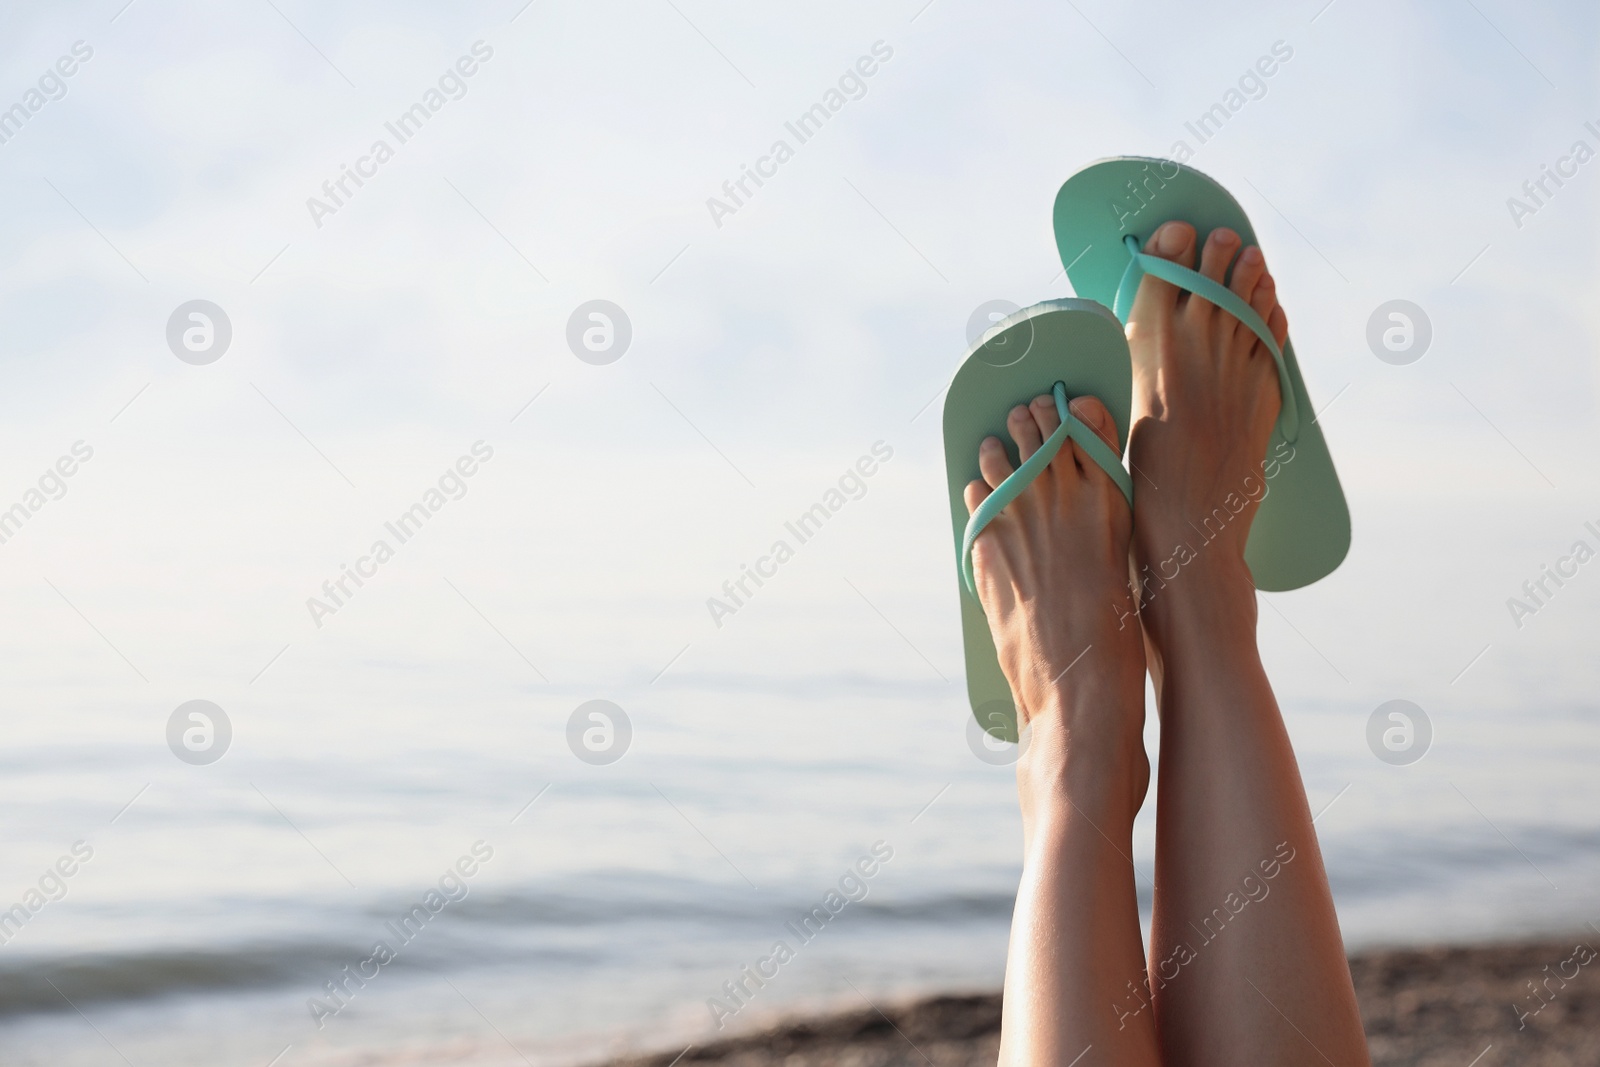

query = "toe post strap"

[
  {"left": 960, "top": 382, "right": 1133, "bottom": 600},
  {"left": 1113, "top": 233, "right": 1300, "bottom": 443}
]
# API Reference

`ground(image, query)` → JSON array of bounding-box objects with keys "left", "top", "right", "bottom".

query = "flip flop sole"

[
  {"left": 1053, "top": 156, "right": 1350, "bottom": 592},
  {"left": 943, "top": 299, "right": 1131, "bottom": 741}
]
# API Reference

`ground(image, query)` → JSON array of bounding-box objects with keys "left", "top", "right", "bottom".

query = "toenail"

[
  {"left": 1156, "top": 224, "right": 1186, "bottom": 254},
  {"left": 1212, "top": 228, "right": 1239, "bottom": 247},
  {"left": 1240, "top": 246, "right": 1262, "bottom": 265}
]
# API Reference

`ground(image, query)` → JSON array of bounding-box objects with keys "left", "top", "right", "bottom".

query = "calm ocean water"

[{"left": 3, "top": 647, "right": 1598, "bottom": 1065}]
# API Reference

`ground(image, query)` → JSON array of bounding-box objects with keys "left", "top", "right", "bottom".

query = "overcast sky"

[{"left": 0, "top": 0, "right": 1596, "bottom": 755}]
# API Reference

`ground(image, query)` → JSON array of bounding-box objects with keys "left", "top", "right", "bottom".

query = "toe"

[
  {"left": 1203, "top": 228, "right": 1235, "bottom": 283},
  {"left": 977, "top": 435, "right": 1014, "bottom": 490},
  {"left": 1128, "top": 221, "right": 1194, "bottom": 337},
  {"left": 1245, "top": 272, "right": 1290, "bottom": 357},
  {"left": 1267, "top": 302, "right": 1288, "bottom": 349},
  {"left": 963, "top": 478, "right": 992, "bottom": 516},
  {"left": 1029, "top": 393, "right": 1062, "bottom": 440},
  {"left": 1225, "top": 247, "right": 1269, "bottom": 358},
  {"left": 1146, "top": 220, "right": 1197, "bottom": 268},
  {"left": 1068, "top": 395, "right": 1122, "bottom": 458},
  {"left": 1199, "top": 227, "right": 1240, "bottom": 283},
  {"left": 1230, "top": 245, "right": 1267, "bottom": 307},
  {"left": 1242, "top": 267, "right": 1278, "bottom": 360},
  {"left": 1184, "top": 227, "right": 1240, "bottom": 331},
  {"left": 1008, "top": 403, "right": 1043, "bottom": 460}
]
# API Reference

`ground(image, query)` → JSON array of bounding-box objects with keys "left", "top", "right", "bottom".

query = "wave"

[
  {"left": 3, "top": 824, "right": 1595, "bottom": 1022},
  {"left": 0, "top": 878, "right": 1018, "bottom": 1020},
  {"left": 0, "top": 942, "right": 342, "bottom": 1017}
]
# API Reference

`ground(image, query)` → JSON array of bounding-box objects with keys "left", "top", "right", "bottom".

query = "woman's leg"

[
  {"left": 1125, "top": 220, "right": 1370, "bottom": 1066},
  {"left": 964, "top": 393, "right": 1161, "bottom": 1066}
]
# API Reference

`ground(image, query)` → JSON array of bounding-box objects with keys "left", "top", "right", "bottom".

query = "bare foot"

[
  {"left": 1123, "top": 221, "right": 1290, "bottom": 636},
  {"left": 968, "top": 393, "right": 1163, "bottom": 1067},
  {"left": 963, "top": 392, "right": 1147, "bottom": 826},
  {"left": 1121, "top": 222, "right": 1373, "bottom": 1067}
]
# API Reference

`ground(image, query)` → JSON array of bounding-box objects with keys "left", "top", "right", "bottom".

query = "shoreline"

[{"left": 597, "top": 935, "right": 1600, "bottom": 1067}]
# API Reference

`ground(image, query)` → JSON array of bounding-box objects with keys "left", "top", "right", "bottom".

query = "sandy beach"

[{"left": 600, "top": 937, "right": 1600, "bottom": 1067}]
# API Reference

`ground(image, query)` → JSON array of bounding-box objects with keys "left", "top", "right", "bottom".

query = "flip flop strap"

[
  {"left": 1112, "top": 233, "right": 1300, "bottom": 443},
  {"left": 961, "top": 382, "right": 1133, "bottom": 600}
]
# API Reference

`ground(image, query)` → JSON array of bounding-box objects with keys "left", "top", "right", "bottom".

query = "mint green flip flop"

[
  {"left": 1053, "top": 157, "right": 1350, "bottom": 592},
  {"left": 943, "top": 300, "right": 1133, "bottom": 743}
]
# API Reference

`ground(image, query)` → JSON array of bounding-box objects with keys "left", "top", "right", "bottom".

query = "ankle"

[
  {"left": 1136, "top": 555, "right": 1258, "bottom": 652},
  {"left": 1015, "top": 687, "right": 1148, "bottom": 831},
  {"left": 1018, "top": 751, "right": 1144, "bottom": 840}
]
